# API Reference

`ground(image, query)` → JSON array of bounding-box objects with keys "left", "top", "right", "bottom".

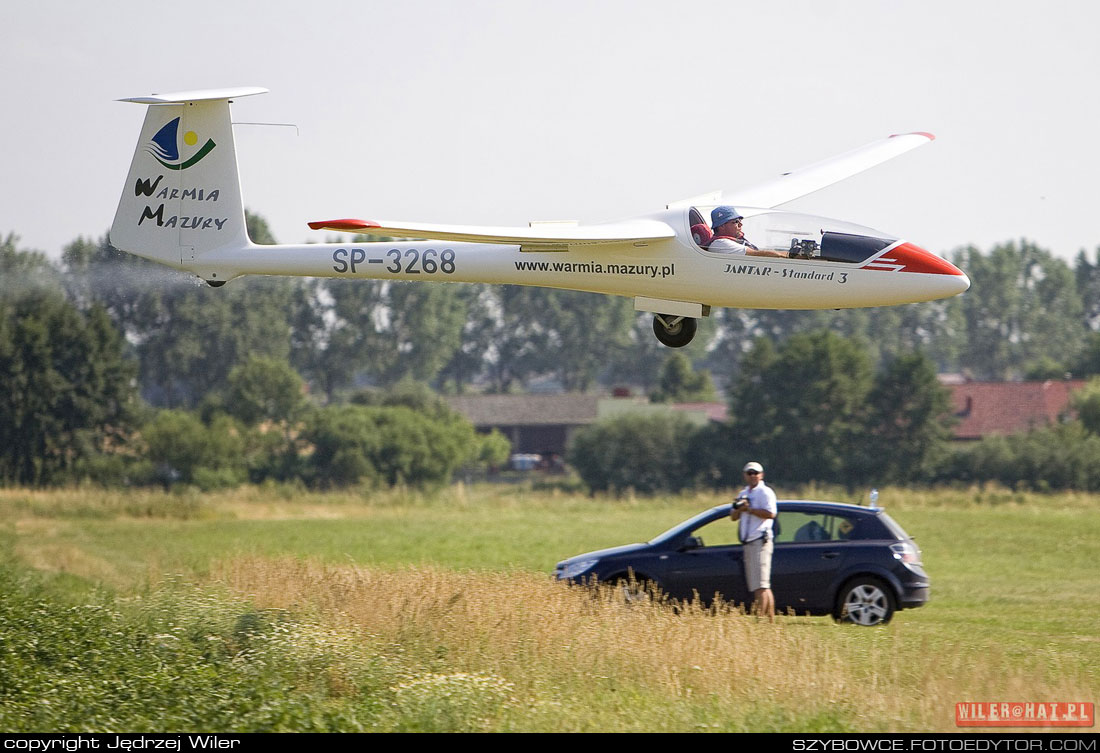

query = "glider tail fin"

[{"left": 109, "top": 87, "right": 267, "bottom": 278}]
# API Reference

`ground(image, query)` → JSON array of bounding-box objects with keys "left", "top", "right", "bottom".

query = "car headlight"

[{"left": 558, "top": 559, "right": 599, "bottom": 580}]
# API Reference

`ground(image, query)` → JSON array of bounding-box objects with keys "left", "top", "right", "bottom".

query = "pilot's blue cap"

[{"left": 711, "top": 206, "right": 743, "bottom": 228}]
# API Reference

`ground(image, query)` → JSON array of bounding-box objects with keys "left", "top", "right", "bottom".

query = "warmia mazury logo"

[{"left": 146, "top": 117, "right": 216, "bottom": 170}]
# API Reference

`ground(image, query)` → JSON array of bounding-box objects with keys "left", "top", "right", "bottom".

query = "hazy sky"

[{"left": 3, "top": 0, "right": 1099, "bottom": 263}]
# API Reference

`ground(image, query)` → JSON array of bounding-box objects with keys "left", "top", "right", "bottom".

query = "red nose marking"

[{"left": 889, "top": 242, "right": 965, "bottom": 275}]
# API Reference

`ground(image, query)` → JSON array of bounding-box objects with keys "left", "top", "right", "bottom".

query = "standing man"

[{"left": 731, "top": 461, "right": 777, "bottom": 621}]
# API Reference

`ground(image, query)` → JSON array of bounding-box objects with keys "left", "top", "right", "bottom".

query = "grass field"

[{"left": 1, "top": 484, "right": 1097, "bottom": 732}]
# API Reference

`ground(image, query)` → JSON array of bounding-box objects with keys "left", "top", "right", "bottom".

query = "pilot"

[{"left": 709, "top": 206, "right": 790, "bottom": 258}]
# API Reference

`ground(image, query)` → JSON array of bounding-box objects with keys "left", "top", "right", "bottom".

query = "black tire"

[
  {"left": 833, "top": 577, "right": 896, "bottom": 626},
  {"left": 652, "top": 315, "right": 697, "bottom": 348}
]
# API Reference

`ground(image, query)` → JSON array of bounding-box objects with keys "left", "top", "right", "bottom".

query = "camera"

[{"left": 733, "top": 495, "right": 750, "bottom": 511}]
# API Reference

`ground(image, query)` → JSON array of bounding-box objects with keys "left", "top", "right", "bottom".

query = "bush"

[
  {"left": 69, "top": 454, "right": 157, "bottom": 488},
  {"left": 567, "top": 412, "right": 701, "bottom": 494},
  {"left": 476, "top": 429, "right": 512, "bottom": 470},
  {"left": 303, "top": 404, "right": 478, "bottom": 489},
  {"left": 943, "top": 421, "right": 1100, "bottom": 491},
  {"left": 225, "top": 355, "right": 306, "bottom": 427},
  {"left": 141, "top": 410, "right": 247, "bottom": 488}
]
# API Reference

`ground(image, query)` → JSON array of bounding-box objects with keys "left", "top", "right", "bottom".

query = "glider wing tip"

[{"left": 890, "top": 131, "right": 936, "bottom": 141}]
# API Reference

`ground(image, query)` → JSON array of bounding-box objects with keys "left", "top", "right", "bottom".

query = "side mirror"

[{"left": 681, "top": 535, "right": 703, "bottom": 551}]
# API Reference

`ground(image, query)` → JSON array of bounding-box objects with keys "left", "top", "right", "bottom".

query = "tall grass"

[
  {"left": 2, "top": 484, "right": 1098, "bottom": 731},
  {"left": 211, "top": 556, "right": 1095, "bottom": 732}
]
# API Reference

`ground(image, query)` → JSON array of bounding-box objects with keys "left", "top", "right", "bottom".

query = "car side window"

[
  {"left": 691, "top": 517, "right": 743, "bottom": 548},
  {"left": 776, "top": 512, "right": 858, "bottom": 543}
]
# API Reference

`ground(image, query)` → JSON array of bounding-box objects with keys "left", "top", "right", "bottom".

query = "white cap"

[{"left": 743, "top": 461, "right": 763, "bottom": 473}]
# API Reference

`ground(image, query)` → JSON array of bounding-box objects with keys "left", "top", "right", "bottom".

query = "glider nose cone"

[
  {"left": 952, "top": 269, "right": 971, "bottom": 295},
  {"left": 891, "top": 241, "right": 970, "bottom": 298}
]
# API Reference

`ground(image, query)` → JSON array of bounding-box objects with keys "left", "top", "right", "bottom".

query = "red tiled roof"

[{"left": 949, "top": 381, "right": 1085, "bottom": 440}]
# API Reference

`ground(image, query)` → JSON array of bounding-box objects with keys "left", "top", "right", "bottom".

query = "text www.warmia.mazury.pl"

[{"left": 514, "top": 260, "right": 675, "bottom": 278}]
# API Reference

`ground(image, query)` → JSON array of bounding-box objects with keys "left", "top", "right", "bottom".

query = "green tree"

[
  {"left": 382, "top": 283, "right": 468, "bottom": 384},
  {"left": 485, "top": 287, "right": 635, "bottom": 392},
  {"left": 956, "top": 241, "right": 1084, "bottom": 379},
  {"left": 1070, "top": 332, "right": 1100, "bottom": 378},
  {"left": 245, "top": 210, "right": 277, "bottom": 245},
  {"left": 134, "top": 279, "right": 296, "bottom": 407},
  {"left": 603, "top": 312, "right": 677, "bottom": 392},
  {"left": 476, "top": 429, "right": 512, "bottom": 469},
  {"left": 541, "top": 290, "right": 634, "bottom": 391},
  {"left": 863, "top": 351, "right": 954, "bottom": 484},
  {"left": 142, "top": 410, "right": 247, "bottom": 488},
  {"left": 1023, "top": 356, "right": 1070, "bottom": 381},
  {"left": 303, "top": 404, "right": 477, "bottom": 488},
  {"left": 351, "top": 380, "right": 456, "bottom": 419},
  {"left": 436, "top": 285, "right": 500, "bottom": 393},
  {"left": 61, "top": 233, "right": 156, "bottom": 335},
  {"left": 225, "top": 355, "right": 306, "bottom": 427},
  {"left": 567, "top": 412, "right": 700, "bottom": 494},
  {"left": 727, "top": 331, "right": 873, "bottom": 485},
  {"left": 0, "top": 292, "right": 137, "bottom": 485},
  {"left": 1072, "top": 377, "right": 1100, "bottom": 435},
  {"left": 0, "top": 233, "right": 63, "bottom": 295},
  {"left": 945, "top": 422, "right": 1100, "bottom": 491},
  {"left": 649, "top": 352, "right": 716, "bottom": 403},
  {"left": 1075, "top": 247, "right": 1100, "bottom": 330},
  {"left": 487, "top": 286, "right": 557, "bottom": 392},
  {"left": 318, "top": 278, "right": 391, "bottom": 396}
]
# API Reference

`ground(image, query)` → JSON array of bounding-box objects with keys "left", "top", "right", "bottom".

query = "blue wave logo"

[{"left": 146, "top": 117, "right": 216, "bottom": 171}]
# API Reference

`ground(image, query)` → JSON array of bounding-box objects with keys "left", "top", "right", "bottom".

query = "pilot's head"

[{"left": 711, "top": 206, "right": 745, "bottom": 237}]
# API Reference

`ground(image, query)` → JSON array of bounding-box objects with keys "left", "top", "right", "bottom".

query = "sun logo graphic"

[{"left": 146, "top": 117, "right": 216, "bottom": 170}]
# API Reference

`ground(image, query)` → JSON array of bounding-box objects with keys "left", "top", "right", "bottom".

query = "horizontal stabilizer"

[
  {"left": 118, "top": 87, "right": 269, "bottom": 105},
  {"left": 307, "top": 217, "right": 676, "bottom": 249}
]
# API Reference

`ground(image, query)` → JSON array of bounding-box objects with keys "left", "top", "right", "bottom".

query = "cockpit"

[{"left": 688, "top": 207, "right": 899, "bottom": 264}]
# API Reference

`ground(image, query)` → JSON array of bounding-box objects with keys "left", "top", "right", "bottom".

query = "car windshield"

[{"left": 648, "top": 505, "right": 729, "bottom": 545}]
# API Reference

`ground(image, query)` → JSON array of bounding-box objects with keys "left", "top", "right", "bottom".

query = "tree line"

[
  {"left": 3, "top": 214, "right": 1100, "bottom": 490},
  {"left": 48, "top": 219, "right": 1100, "bottom": 403},
  {"left": 570, "top": 333, "right": 1100, "bottom": 494}
]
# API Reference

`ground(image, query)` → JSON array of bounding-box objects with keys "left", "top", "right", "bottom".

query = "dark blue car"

[{"left": 554, "top": 500, "right": 929, "bottom": 625}]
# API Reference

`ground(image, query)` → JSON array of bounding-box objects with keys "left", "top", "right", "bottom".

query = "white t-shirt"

[
  {"left": 738, "top": 481, "right": 778, "bottom": 543},
  {"left": 708, "top": 237, "right": 750, "bottom": 255}
]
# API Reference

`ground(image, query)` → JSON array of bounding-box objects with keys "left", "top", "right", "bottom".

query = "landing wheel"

[{"left": 652, "top": 314, "right": 697, "bottom": 348}]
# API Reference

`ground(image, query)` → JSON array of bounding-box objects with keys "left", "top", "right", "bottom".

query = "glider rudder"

[{"left": 109, "top": 87, "right": 267, "bottom": 281}]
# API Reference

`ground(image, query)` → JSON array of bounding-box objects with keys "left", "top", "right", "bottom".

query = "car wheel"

[{"left": 834, "top": 577, "right": 896, "bottom": 626}]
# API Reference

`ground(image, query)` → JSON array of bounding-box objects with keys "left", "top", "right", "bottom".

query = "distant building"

[
  {"left": 947, "top": 380, "right": 1085, "bottom": 440},
  {"left": 446, "top": 394, "right": 726, "bottom": 457}
]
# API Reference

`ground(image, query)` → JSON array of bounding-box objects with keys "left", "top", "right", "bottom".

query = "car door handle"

[{"left": 821, "top": 552, "right": 839, "bottom": 559}]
